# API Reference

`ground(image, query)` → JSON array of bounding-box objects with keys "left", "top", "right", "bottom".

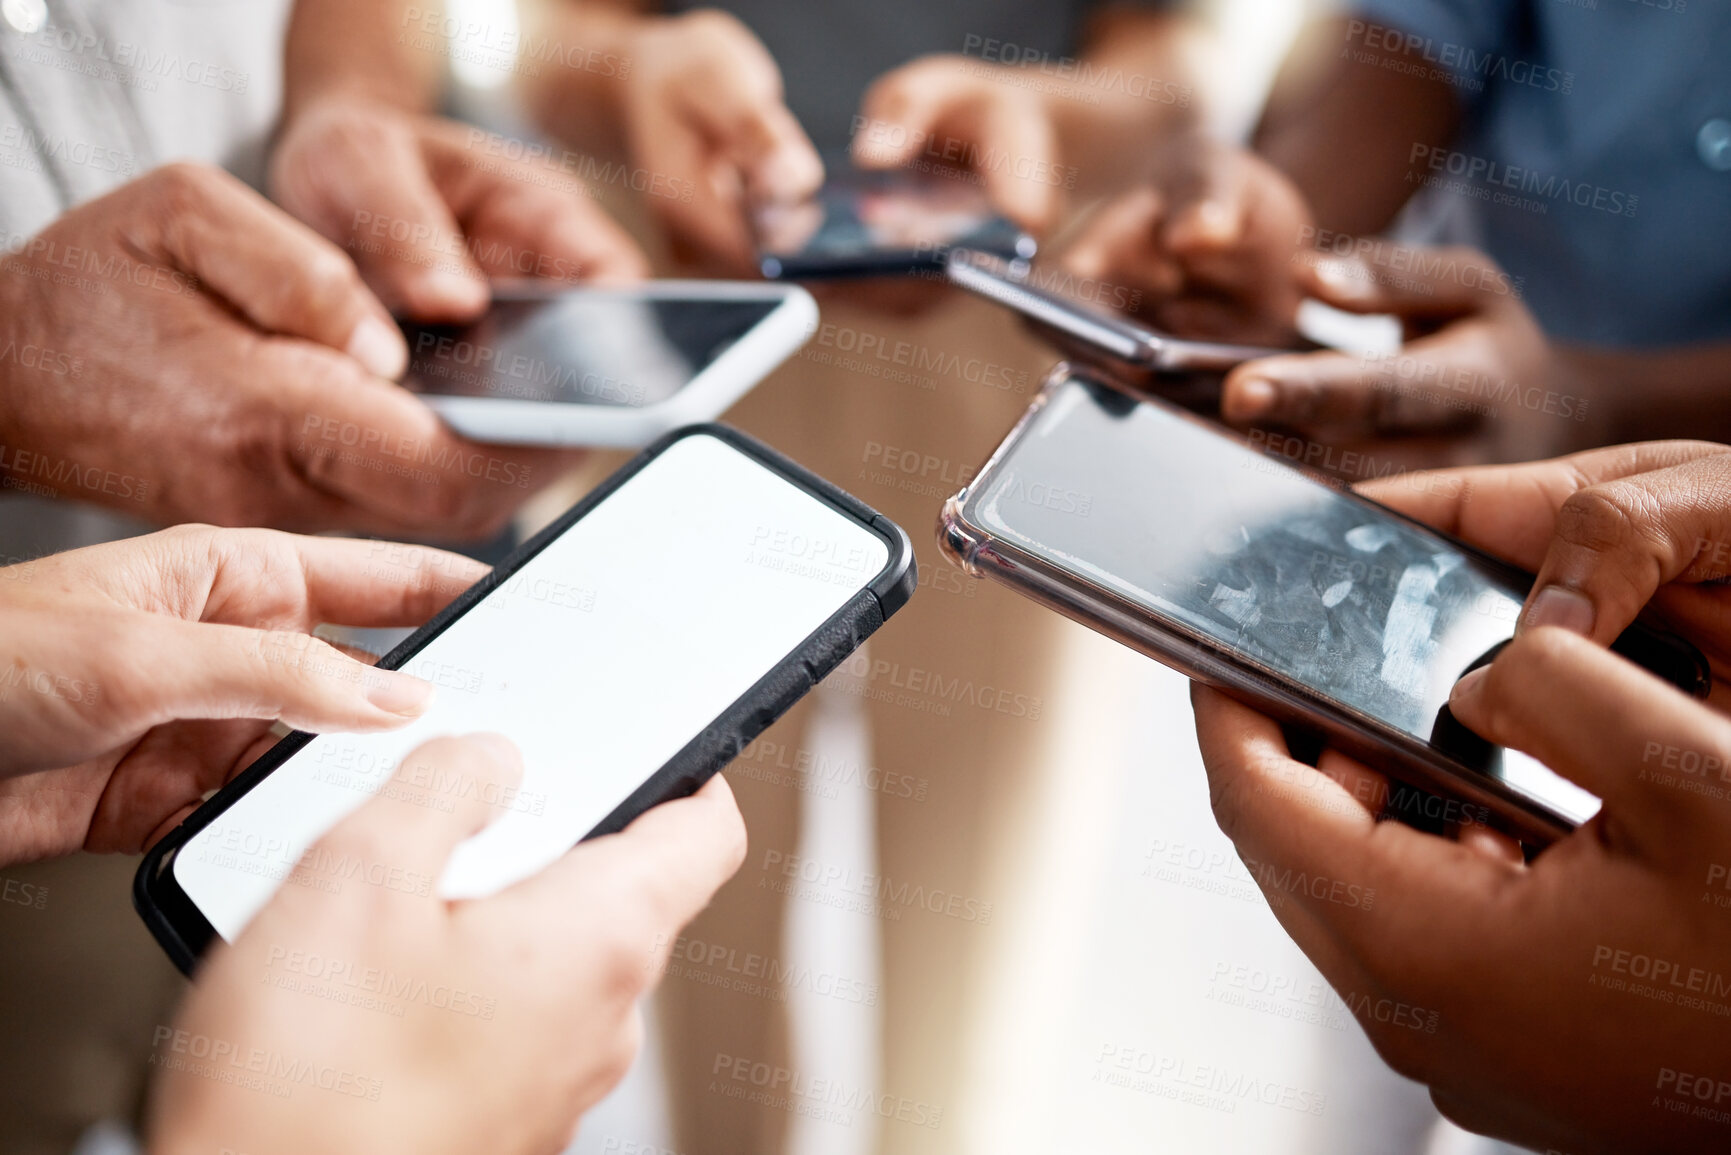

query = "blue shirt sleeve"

[{"left": 1345, "top": 0, "right": 1525, "bottom": 109}]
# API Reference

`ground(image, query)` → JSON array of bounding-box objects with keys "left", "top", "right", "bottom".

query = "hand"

[
  {"left": 1193, "top": 648, "right": 1731, "bottom": 1154},
  {"left": 611, "top": 9, "right": 822, "bottom": 271},
  {"left": 1364, "top": 440, "right": 1731, "bottom": 701},
  {"left": 1191, "top": 443, "right": 1731, "bottom": 1152},
  {"left": 150, "top": 736, "right": 746, "bottom": 1155},
  {"left": 0, "top": 164, "right": 569, "bottom": 536},
  {"left": 1060, "top": 138, "right": 1314, "bottom": 345},
  {"left": 854, "top": 54, "right": 1065, "bottom": 236},
  {"left": 0, "top": 525, "right": 483, "bottom": 865},
  {"left": 1219, "top": 244, "right": 1560, "bottom": 447},
  {"left": 271, "top": 97, "right": 649, "bottom": 320}
]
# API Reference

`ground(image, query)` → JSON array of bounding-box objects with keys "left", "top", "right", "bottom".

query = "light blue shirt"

[{"left": 1351, "top": 0, "right": 1731, "bottom": 347}]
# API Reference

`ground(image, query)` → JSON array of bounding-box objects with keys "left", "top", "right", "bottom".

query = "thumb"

[
  {"left": 1161, "top": 157, "right": 1249, "bottom": 259},
  {"left": 1060, "top": 187, "right": 1182, "bottom": 299},
  {"left": 310, "top": 734, "right": 524, "bottom": 894},
  {"left": 852, "top": 65, "right": 948, "bottom": 171},
  {"left": 148, "top": 164, "right": 411, "bottom": 379},
  {"left": 974, "top": 89, "right": 1061, "bottom": 235},
  {"left": 733, "top": 102, "right": 825, "bottom": 205}
]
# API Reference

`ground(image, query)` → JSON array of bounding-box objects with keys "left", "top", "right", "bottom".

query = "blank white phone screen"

[{"left": 174, "top": 434, "right": 890, "bottom": 941}]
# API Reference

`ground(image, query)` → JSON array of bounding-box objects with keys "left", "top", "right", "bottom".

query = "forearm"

[
  {"left": 516, "top": 0, "right": 650, "bottom": 159},
  {"left": 283, "top": 0, "right": 447, "bottom": 122},
  {"left": 1254, "top": 16, "right": 1460, "bottom": 235},
  {"left": 1050, "top": 6, "right": 1203, "bottom": 196}
]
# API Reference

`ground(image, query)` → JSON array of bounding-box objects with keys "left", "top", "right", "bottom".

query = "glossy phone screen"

[
  {"left": 401, "top": 292, "right": 783, "bottom": 407},
  {"left": 960, "top": 378, "right": 1599, "bottom": 824},
  {"left": 173, "top": 433, "right": 891, "bottom": 941}
]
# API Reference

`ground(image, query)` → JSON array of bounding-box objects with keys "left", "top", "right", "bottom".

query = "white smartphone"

[
  {"left": 400, "top": 281, "right": 818, "bottom": 447},
  {"left": 135, "top": 427, "right": 915, "bottom": 972}
]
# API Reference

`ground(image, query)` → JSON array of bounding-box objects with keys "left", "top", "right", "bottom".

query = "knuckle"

[
  {"left": 1554, "top": 483, "right": 1648, "bottom": 557},
  {"left": 150, "top": 161, "right": 225, "bottom": 210},
  {"left": 291, "top": 246, "right": 366, "bottom": 329}
]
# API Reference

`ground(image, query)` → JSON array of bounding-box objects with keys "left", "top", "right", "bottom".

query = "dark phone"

[
  {"left": 940, "top": 368, "right": 1710, "bottom": 844},
  {"left": 754, "top": 166, "right": 1035, "bottom": 280},
  {"left": 945, "top": 249, "right": 1305, "bottom": 410},
  {"left": 135, "top": 426, "right": 916, "bottom": 973}
]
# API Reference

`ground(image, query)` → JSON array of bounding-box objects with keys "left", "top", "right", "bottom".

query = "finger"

[
  {"left": 635, "top": 101, "right": 759, "bottom": 268},
  {"left": 1191, "top": 684, "right": 1493, "bottom": 934},
  {"left": 148, "top": 164, "right": 411, "bottom": 380},
  {"left": 1161, "top": 156, "right": 1248, "bottom": 259},
  {"left": 1223, "top": 309, "right": 1520, "bottom": 433},
  {"left": 680, "top": 30, "right": 821, "bottom": 205},
  {"left": 1523, "top": 452, "right": 1731, "bottom": 645},
  {"left": 459, "top": 177, "right": 650, "bottom": 283},
  {"left": 1294, "top": 246, "right": 1509, "bottom": 320},
  {"left": 274, "top": 342, "right": 565, "bottom": 539},
  {"left": 151, "top": 612, "right": 439, "bottom": 730},
  {"left": 857, "top": 64, "right": 1058, "bottom": 233},
  {"left": 133, "top": 616, "right": 435, "bottom": 733},
  {"left": 1062, "top": 186, "right": 1161, "bottom": 277},
  {"left": 853, "top": 64, "right": 953, "bottom": 170},
  {"left": 1355, "top": 443, "right": 1730, "bottom": 639},
  {"left": 87, "top": 717, "right": 275, "bottom": 854},
  {"left": 272, "top": 110, "right": 491, "bottom": 321},
  {"left": 974, "top": 90, "right": 1061, "bottom": 234},
  {"left": 1456, "top": 823, "right": 1524, "bottom": 865},
  {"left": 293, "top": 733, "right": 523, "bottom": 908},
  {"left": 1447, "top": 626, "right": 1731, "bottom": 846},
  {"left": 426, "top": 123, "right": 651, "bottom": 284},
  {"left": 731, "top": 102, "right": 824, "bottom": 205},
  {"left": 1221, "top": 349, "right": 1393, "bottom": 428},
  {"left": 502, "top": 774, "right": 747, "bottom": 941},
  {"left": 282, "top": 534, "right": 487, "bottom": 626}
]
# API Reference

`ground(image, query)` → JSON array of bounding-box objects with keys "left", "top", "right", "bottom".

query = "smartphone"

[
  {"left": 945, "top": 250, "right": 1297, "bottom": 407},
  {"left": 939, "top": 367, "right": 1710, "bottom": 844},
  {"left": 399, "top": 281, "right": 817, "bottom": 447},
  {"left": 754, "top": 166, "right": 1036, "bottom": 281},
  {"left": 135, "top": 427, "right": 915, "bottom": 972}
]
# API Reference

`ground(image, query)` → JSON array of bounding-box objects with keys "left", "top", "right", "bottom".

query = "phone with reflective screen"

[
  {"left": 399, "top": 281, "right": 817, "bottom": 447},
  {"left": 939, "top": 367, "right": 1710, "bottom": 844},
  {"left": 135, "top": 427, "right": 916, "bottom": 973},
  {"left": 945, "top": 250, "right": 1301, "bottom": 409},
  {"left": 754, "top": 166, "right": 1036, "bottom": 281}
]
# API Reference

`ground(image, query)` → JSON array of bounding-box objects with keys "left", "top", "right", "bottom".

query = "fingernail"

[
  {"left": 1190, "top": 200, "right": 1238, "bottom": 243},
  {"left": 1521, "top": 585, "right": 1595, "bottom": 636},
  {"left": 346, "top": 316, "right": 408, "bottom": 380},
  {"left": 1229, "top": 377, "right": 1277, "bottom": 420},
  {"left": 366, "top": 671, "right": 434, "bottom": 718},
  {"left": 1449, "top": 665, "right": 1488, "bottom": 707},
  {"left": 758, "top": 151, "right": 822, "bottom": 200},
  {"left": 424, "top": 269, "right": 490, "bottom": 313}
]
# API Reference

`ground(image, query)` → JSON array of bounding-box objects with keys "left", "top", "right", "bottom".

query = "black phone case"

[{"left": 134, "top": 425, "right": 917, "bottom": 975}]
